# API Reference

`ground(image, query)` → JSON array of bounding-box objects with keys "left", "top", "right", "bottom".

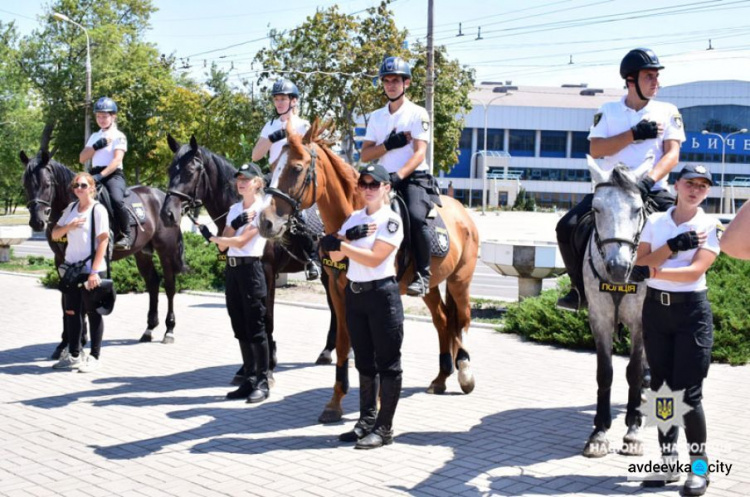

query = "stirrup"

[
  {"left": 406, "top": 274, "right": 427, "bottom": 297},
  {"left": 556, "top": 288, "right": 586, "bottom": 312}
]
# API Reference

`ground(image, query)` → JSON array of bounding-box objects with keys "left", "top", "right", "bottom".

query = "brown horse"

[{"left": 258, "top": 120, "right": 480, "bottom": 423}]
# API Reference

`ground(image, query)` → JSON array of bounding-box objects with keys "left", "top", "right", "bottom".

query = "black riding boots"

[
  {"left": 247, "top": 341, "right": 270, "bottom": 404},
  {"left": 356, "top": 375, "right": 402, "bottom": 449},
  {"left": 226, "top": 340, "right": 256, "bottom": 399},
  {"left": 642, "top": 427, "right": 680, "bottom": 487},
  {"left": 556, "top": 239, "right": 587, "bottom": 312},
  {"left": 406, "top": 226, "right": 432, "bottom": 297},
  {"left": 340, "top": 374, "right": 379, "bottom": 442}
]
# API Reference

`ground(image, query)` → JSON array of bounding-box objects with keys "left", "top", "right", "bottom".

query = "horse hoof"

[
  {"left": 426, "top": 382, "right": 446, "bottom": 395},
  {"left": 583, "top": 432, "right": 609, "bottom": 458},
  {"left": 318, "top": 408, "right": 343, "bottom": 424},
  {"left": 162, "top": 333, "right": 175, "bottom": 344},
  {"left": 457, "top": 359, "right": 475, "bottom": 394},
  {"left": 267, "top": 371, "right": 276, "bottom": 388},
  {"left": 139, "top": 333, "right": 153, "bottom": 343},
  {"left": 315, "top": 350, "right": 333, "bottom": 365},
  {"left": 620, "top": 428, "right": 643, "bottom": 456}
]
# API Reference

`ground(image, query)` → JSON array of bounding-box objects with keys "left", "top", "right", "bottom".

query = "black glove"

[
  {"left": 92, "top": 173, "right": 104, "bottom": 184},
  {"left": 267, "top": 129, "right": 286, "bottom": 143},
  {"left": 667, "top": 231, "right": 700, "bottom": 253},
  {"left": 230, "top": 212, "right": 249, "bottom": 231},
  {"left": 91, "top": 138, "right": 108, "bottom": 151},
  {"left": 320, "top": 234, "right": 342, "bottom": 252},
  {"left": 345, "top": 224, "right": 370, "bottom": 241},
  {"left": 389, "top": 172, "right": 403, "bottom": 189},
  {"left": 629, "top": 265, "right": 651, "bottom": 282},
  {"left": 199, "top": 225, "right": 214, "bottom": 243},
  {"left": 636, "top": 176, "right": 655, "bottom": 200},
  {"left": 631, "top": 119, "right": 658, "bottom": 141},
  {"left": 383, "top": 130, "right": 408, "bottom": 151}
]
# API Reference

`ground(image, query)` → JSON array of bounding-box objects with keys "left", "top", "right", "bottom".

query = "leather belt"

[
  {"left": 349, "top": 277, "right": 396, "bottom": 294},
  {"left": 227, "top": 256, "right": 259, "bottom": 267},
  {"left": 646, "top": 288, "right": 707, "bottom": 306}
]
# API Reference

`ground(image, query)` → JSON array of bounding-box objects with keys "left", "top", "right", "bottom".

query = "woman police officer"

[
  {"left": 631, "top": 164, "right": 719, "bottom": 496},
  {"left": 51, "top": 172, "right": 111, "bottom": 373},
  {"left": 79, "top": 97, "right": 132, "bottom": 251},
  {"left": 199, "top": 163, "right": 271, "bottom": 403},
  {"left": 320, "top": 163, "right": 405, "bottom": 449}
]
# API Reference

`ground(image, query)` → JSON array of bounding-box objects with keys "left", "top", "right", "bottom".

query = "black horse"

[
  {"left": 160, "top": 135, "right": 337, "bottom": 373},
  {"left": 21, "top": 149, "right": 185, "bottom": 354}
]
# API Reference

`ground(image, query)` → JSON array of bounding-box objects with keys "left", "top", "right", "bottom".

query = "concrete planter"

[
  {"left": 481, "top": 240, "right": 565, "bottom": 300},
  {"left": 0, "top": 226, "right": 32, "bottom": 262}
]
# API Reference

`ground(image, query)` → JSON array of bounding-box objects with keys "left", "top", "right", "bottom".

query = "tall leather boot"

[
  {"left": 247, "top": 340, "right": 270, "bottom": 404},
  {"left": 340, "top": 374, "right": 379, "bottom": 442},
  {"left": 356, "top": 374, "right": 401, "bottom": 449},
  {"left": 227, "top": 340, "right": 257, "bottom": 399},
  {"left": 556, "top": 239, "right": 586, "bottom": 311},
  {"left": 114, "top": 203, "right": 132, "bottom": 251},
  {"left": 406, "top": 226, "right": 431, "bottom": 297},
  {"left": 683, "top": 405, "right": 709, "bottom": 496},
  {"left": 643, "top": 427, "right": 680, "bottom": 487}
]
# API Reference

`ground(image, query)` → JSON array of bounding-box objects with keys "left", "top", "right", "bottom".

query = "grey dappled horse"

[{"left": 582, "top": 156, "right": 649, "bottom": 458}]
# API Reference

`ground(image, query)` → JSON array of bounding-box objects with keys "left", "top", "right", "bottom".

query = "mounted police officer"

[
  {"left": 320, "top": 163, "right": 405, "bottom": 449},
  {"left": 361, "top": 56, "right": 436, "bottom": 297},
  {"left": 79, "top": 97, "right": 132, "bottom": 251},
  {"left": 252, "top": 78, "right": 320, "bottom": 281},
  {"left": 556, "top": 48, "right": 686, "bottom": 311}
]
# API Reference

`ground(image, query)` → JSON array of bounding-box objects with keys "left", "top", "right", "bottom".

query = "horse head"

[
  {"left": 161, "top": 134, "right": 206, "bottom": 227},
  {"left": 587, "top": 155, "right": 650, "bottom": 284},
  {"left": 21, "top": 149, "right": 59, "bottom": 231},
  {"left": 258, "top": 120, "right": 324, "bottom": 240}
]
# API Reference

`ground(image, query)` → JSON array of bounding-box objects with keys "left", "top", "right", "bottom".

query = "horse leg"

[
  {"left": 316, "top": 269, "right": 335, "bottom": 365},
  {"left": 51, "top": 295, "right": 69, "bottom": 359},
  {"left": 134, "top": 252, "right": 160, "bottom": 342},
  {"left": 264, "top": 264, "right": 277, "bottom": 387},
  {"left": 446, "top": 276, "right": 475, "bottom": 394},
  {"left": 583, "top": 328, "right": 614, "bottom": 458},
  {"left": 621, "top": 323, "right": 645, "bottom": 456},
  {"left": 319, "top": 273, "right": 349, "bottom": 423},
  {"left": 422, "top": 287, "right": 451, "bottom": 394},
  {"left": 160, "top": 259, "right": 176, "bottom": 344}
]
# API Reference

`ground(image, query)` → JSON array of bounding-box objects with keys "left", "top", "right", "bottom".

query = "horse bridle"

[
  {"left": 165, "top": 153, "right": 207, "bottom": 212},
  {"left": 264, "top": 144, "right": 319, "bottom": 237},
  {"left": 591, "top": 181, "right": 646, "bottom": 261},
  {"left": 26, "top": 165, "right": 56, "bottom": 222}
]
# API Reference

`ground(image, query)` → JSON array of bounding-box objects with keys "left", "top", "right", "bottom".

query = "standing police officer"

[
  {"left": 632, "top": 164, "right": 719, "bottom": 496},
  {"left": 361, "top": 56, "right": 436, "bottom": 297},
  {"left": 556, "top": 48, "right": 686, "bottom": 311},
  {"left": 321, "top": 163, "right": 405, "bottom": 449},
  {"left": 79, "top": 97, "right": 132, "bottom": 251}
]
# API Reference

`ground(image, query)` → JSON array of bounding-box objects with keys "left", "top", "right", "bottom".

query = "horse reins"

[{"left": 264, "top": 144, "right": 319, "bottom": 237}]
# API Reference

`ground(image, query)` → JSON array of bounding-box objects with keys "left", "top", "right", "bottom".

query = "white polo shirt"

[
  {"left": 338, "top": 205, "right": 403, "bottom": 282},
  {"left": 226, "top": 198, "right": 267, "bottom": 257},
  {"left": 589, "top": 97, "right": 685, "bottom": 190},
  {"left": 86, "top": 127, "right": 128, "bottom": 169},
  {"left": 364, "top": 98, "right": 430, "bottom": 174},
  {"left": 641, "top": 207, "right": 720, "bottom": 292},
  {"left": 260, "top": 114, "right": 310, "bottom": 165},
  {"left": 57, "top": 201, "right": 109, "bottom": 272}
]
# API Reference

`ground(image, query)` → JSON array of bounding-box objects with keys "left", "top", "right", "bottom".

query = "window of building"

[
  {"left": 509, "top": 129, "right": 535, "bottom": 157},
  {"left": 540, "top": 130, "right": 566, "bottom": 158},
  {"left": 458, "top": 128, "right": 473, "bottom": 149},
  {"left": 476, "top": 128, "right": 504, "bottom": 150},
  {"left": 571, "top": 131, "right": 589, "bottom": 158}
]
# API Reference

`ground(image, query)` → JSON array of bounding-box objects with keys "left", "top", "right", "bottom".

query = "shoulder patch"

[
  {"left": 593, "top": 112, "right": 602, "bottom": 126},
  {"left": 421, "top": 120, "right": 430, "bottom": 132},
  {"left": 387, "top": 218, "right": 400, "bottom": 234},
  {"left": 672, "top": 114, "right": 683, "bottom": 129},
  {"left": 716, "top": 222, "right": 725, "bottom": 241}
]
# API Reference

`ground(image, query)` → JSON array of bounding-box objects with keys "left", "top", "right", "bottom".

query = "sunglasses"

[
  {"left": 72, "top": 182, "right": 91, "bottom": 190},
  {"left": 357, "top": 180, "right": 382, "bottom": 191}
]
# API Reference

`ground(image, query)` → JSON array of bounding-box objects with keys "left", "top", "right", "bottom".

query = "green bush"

[
  {"left": 503, "top": 256, "right": 750, "bottom": 365},
  {"left": 42, "top": 232, "right": 227, "bottom": 294}
]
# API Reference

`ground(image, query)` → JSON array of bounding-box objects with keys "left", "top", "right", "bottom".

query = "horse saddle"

[{"left": 96, "top": 185, "right": 147, "bottom": 235}]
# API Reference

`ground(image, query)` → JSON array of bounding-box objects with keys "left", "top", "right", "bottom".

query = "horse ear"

[
  {"left": 586, "top": 155, "right": 609, "bottom": 185},
  {"left": 633, "top": 155, "right": 654, "bottom": 181},
  {"left": 189, "top": 135, "right": 198, "bottom": 152},
  {"left": 19, "top": 150, "right": 29, "bottom": 165},
  {"left": 40, "top": 149, "right": 50, "bottom": 165},
  {"left": 167, "top": 134, "right": 180, "bottom": 153}
]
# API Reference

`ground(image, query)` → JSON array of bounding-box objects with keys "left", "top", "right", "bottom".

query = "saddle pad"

[
  {"left": 427, "top": 213, "right": 449, "bottom": 258},
  {"left": 301, "top": 206, "right": 324, "bottom": 237},
  {"left": 128, "top": 201, "right": 147, "bottom": 224}
]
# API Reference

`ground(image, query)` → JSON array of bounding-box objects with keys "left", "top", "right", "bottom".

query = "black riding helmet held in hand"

[
  {"left": 620, "top": 48, "right": 664, "bottom": 102},
  {"left": 88, "top": 279, "right": 117, "bottom": 316}
]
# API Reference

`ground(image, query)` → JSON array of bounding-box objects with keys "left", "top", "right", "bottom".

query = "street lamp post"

[
  {"left": 52, "top": 13, "right": 92, "bottom": 143},
  {"left": 471, "top": 93, "right": 510, "bottom": 215},
  {"left": 701, "top": 128, "right": 747, "bottom": 213}
]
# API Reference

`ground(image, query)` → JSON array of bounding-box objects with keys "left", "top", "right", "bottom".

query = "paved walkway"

[{"left": 1, "top": 272, "right": 748, "bottom": 496}]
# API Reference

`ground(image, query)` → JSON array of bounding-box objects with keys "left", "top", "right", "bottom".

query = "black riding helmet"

[
  {"left": 270, "top": 79, "right": 299, "bottom": 117},
  {"left": 620, "top": 48, "right": 664, "bottom": 101},
  {"left": 379, "top": 56, "right": 411, "bottom": 102},
  {"left": 88, "top": 279, "right": 117, "bottom": 316},
  {"left": 94, "top": 96, "right": 118, "bottom": 114}
]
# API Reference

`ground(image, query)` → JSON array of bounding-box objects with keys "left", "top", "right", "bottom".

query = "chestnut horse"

[{"left": 259, "top": 120, "right": 480, "bottom": 423}]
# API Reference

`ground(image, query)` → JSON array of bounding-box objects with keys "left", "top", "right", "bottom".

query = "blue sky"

[{"left": 4, "top": 0, "right": 750, "bottom": 90}]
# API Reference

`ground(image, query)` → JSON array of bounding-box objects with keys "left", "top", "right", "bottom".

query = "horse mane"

[
  {"left": 610, "top": 165, "right": 640, "bottom": 195},
  {"left": 23, "top": 155, "right": 76, "bottom": 190},
  {"left": 201, "top": 146, "right": 238, "bottom": 189},
  {"left": 305, "top": 119, "right": 358, "bottom": 204}
]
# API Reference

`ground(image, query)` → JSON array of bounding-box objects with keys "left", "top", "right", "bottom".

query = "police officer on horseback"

[
  {"left": 556, "top": 48, "right": 686, "bottom": 311},
  {"left": 79, "top": 97, "right": 132, "bottom": 251},
  {"left": 361, "top": 56, "right": 436, "bottom": 297},
  {"left": 252, "top": 78, "right": 320, "bottom": 281}
]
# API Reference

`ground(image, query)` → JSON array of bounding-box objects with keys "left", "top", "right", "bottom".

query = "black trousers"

[
  {"left": 95, "top": 168, "right": 130, "bottom": 237},
  {"left": 345, "top": 279, "right": 404, "bottom": 378},
  {"left": 225, "top": 260, "right": 267, "bottom": 343},
  {"left": 398, "top": 175, "right": 432, "bottom": 275},
  {"left": 63, "top": 272, "right": 106, "bottom": 358}
]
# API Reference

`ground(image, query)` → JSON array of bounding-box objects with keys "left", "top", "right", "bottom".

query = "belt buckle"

[
  {"left": 350, "top": 281, "right": 363, "bottom": 294},
  {"left": 228, "top": 257, "right": 237, "bottom": 267},
  {"left": 660, "top": 292, "right": 670, "bottom": 306}
]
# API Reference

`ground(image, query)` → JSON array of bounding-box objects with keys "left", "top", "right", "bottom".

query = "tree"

[{"left": 254, "top": 1, "right": 474, "bottom": 172}]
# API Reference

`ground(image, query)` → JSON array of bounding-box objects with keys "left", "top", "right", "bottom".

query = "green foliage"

[
  {"left": 512, "top": 188, "right": 537, "bottom": 211},
  {"left": 504, "top": 260, "right": 750, "bottom": 365}
]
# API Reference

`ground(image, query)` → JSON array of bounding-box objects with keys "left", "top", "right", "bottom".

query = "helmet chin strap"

[
  {"left": 629, "top": 74, "right": 650, "bottom": 102},
  {"left": 385, "top": 90, "right": 405, "bottom": 103},
  {"left": 274, "top": 99, "right": 296, "bottom": 118}
]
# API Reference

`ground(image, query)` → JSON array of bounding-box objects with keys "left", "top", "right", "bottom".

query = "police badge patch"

[
  {"left": 593, "top": 112, "right": 602, "bottom": 126},
  {"left": 673, "top": 114, "right": 683, "bottom": 129},
  {"left": 422, "top": 120, "right": 430, "bottom": 132},
  {"left": 387, "top": 219, "right": 399, "bottom": 233}
]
